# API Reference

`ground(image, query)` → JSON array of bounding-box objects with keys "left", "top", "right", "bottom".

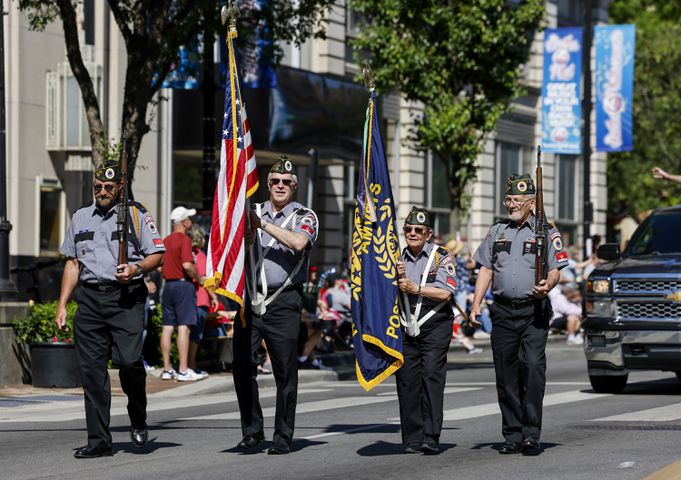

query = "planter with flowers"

[{"left": 11, "top": 301, "right": 81, "bottom": 387}]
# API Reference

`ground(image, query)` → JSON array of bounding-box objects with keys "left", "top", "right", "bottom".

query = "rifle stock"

[
  {"left": 116, "top": 140, "right": 129, "bottom": 272},
  {"left": 534, "top": 146, "right": 547, "bottom": 284}
]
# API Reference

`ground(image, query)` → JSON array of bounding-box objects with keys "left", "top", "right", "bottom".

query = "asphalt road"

[{"left": 2, "top": 343, "right": 681, "bottom": 480}]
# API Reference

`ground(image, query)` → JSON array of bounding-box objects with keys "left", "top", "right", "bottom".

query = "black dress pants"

[
  {"left": 490, "top": 300, "right": 550, "bottom": 443},
  {"left": 233, "top": 288, "right": 302, "bottom": 445},
  {"left": 74, "top": 283, "right": 147, "bottom": 450},
  {"left": 395, "top": 313, "right": 453, "bottom": 446}
]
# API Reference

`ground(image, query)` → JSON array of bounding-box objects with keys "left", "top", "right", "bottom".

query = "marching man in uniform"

[
  {"left": 396, "top": 207, "right": 458, "bottom": 454},
  {"left": 235, "top": 156, "right": 319, "bottom": 455},
  {"left": 470, "top": 174, "right": 568, "bottom": 456},
  {"left": 56, "top": 161, "right": 165, "bottom": 458}
]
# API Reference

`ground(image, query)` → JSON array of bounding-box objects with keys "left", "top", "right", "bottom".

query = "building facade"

[{"left": 2, "top": 0, "right": 609, "bottom": 300}]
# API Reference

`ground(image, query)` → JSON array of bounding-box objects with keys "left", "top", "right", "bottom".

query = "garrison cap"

[
  {"left": 505, "top": 174, "right": 536, "bottom": 195},
  {"left": 94, "top": 161, "right": 122, "bottom": 182},
  {"left": 270, "top": 155, "right": 297, "bottom": 176},
  {"left": 405, "top": 206, "right": 433, "bottom": 228}
]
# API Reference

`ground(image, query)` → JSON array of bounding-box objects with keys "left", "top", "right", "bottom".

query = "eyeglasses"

[
  {"left": 269, "top": 178, "right": 294, "bottom": 187},
  {"left": 504, "top": 197, "right": 531, "bottom": 207},
  {"left": 403, "top": 226, "right": 427, "bottom": 235},
  {"left": 94, "top": 184, "right": 116, "bottom": 193}
]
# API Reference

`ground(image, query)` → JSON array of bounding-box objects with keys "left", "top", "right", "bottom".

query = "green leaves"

[
  {"left": 607, "top": 0, "right": 681, "bottom": 216},
  {"left": 11, "top": 301, "right": 78, "bottom": 345},
  {"left": 349, "top": 0, "right": 544, "bottom": 211}
]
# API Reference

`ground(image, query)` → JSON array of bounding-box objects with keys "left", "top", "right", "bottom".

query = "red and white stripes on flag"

[{"left": 204, "top": 28, "right": 258, "bottom": 308}]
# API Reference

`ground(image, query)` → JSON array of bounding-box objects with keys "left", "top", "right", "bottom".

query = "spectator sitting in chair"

[{"left": 547, "top": 285, "right": 583, "bottom": 346}]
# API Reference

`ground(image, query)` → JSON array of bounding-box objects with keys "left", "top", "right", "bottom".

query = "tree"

[
  {"left": 607, "top": 0, "right": 681, "bottom": 217},
  {"left": 348, "top": 0, "right": 544, "bottom": 212},
  {"left": 18, "top": 0, "right": 335, "bottom": 182}
]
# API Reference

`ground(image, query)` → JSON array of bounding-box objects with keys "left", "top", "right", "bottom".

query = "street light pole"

[
  {"left": 0, "top": 0, "right": 18, "bottom": 301},
  {"left": 582, "top": 0, "right": 594, "bottom": 260}
]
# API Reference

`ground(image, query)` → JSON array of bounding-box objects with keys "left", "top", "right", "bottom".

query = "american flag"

[{"left": 205, "top": 28, "right": 258, "bottom": 309}]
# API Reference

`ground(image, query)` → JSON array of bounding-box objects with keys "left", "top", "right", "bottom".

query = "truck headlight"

[
  {"left": 587, "top": 279, "right": 610, "bottom": 294},
  {"left": 586, "top": 300, "right": 615, "bottom": 317}
]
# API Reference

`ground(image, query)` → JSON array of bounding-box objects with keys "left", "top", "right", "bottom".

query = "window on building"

[
  {"left": 557, "top": 0, "right": 586, "bottom": 26},
  {"left": 40, "top": 185, "right": 62, "bottom": 254},
  {"left": 427, "top": 153, "right": 451, "bottom": 236},
  {"left": 495, "top": 141, "right": 532, "bottom": 217},
  {"left": 83, "top": 0, "right": 95, "bottom": 45},
  {"left": 556, "top": 154, "right": 578, "bottom": 222}
]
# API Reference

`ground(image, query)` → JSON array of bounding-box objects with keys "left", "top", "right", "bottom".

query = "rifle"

[
  {"left": 116, "top": 140, "right": 129, "bottom": 273},
  {"left": 534, "top": 145, "right": 547, "bottom": 285}
]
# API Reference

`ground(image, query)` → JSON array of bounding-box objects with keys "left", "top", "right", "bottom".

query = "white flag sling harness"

[
  {"left": 400, "top": 246, "right": 449, "bottom": 337},
  {"left": 247, "top": 203, "right": 306, "bottom": 316}
]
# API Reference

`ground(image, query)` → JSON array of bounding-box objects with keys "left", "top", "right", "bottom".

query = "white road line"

[
  {"left": 591, "top": 402, "right": 681, "bottom": 422},
  {"left": 0, "top": 388, "right": 332, "bottom": 423},
  {"left": 302, "top": 424, "right": 387, "bottom": 440},
  {"left": 430, "top": 390, "right": 610, "bottom": 422},
  {"left": 181, "top": 388, "right": 480, "bottom": 421}
]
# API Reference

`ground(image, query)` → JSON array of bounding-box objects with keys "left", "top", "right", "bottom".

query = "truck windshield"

[{"left": 626, "top": 210, "right": 681, "bottom": 256}]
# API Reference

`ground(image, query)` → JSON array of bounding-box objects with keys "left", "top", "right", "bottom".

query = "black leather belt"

[
  {"left": 81, "top": 280, "right": 143, "bottom": 292},
  {"left": 265, "top": 284, "right": 303, "bottom": 298},
  {"left": 165, "top": 278, "right": 187, "bottom": 282},
  {"left": 493, "top": 296, "right": 536, "bottom": 308}
]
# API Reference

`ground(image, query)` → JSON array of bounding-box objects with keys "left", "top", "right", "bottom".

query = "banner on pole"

[
  {"left": 541, "top": 27, "right": 583, "bottom": 154},
  {"left": 594, "top": 24, "right": 635, "bottom": 152}
]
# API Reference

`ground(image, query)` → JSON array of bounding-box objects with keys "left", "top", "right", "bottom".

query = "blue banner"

[
  {"left": 350, "top": 91, "right": 403, "bottom": 391},
  {"left": 541, "top": 28, "right": 583, "bottom": 154},
  {"left": 595, "top": 25, "right": 635, "bottom": 152}
]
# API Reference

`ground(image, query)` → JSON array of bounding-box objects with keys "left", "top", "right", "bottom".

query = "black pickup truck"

[{"left": 583, "top": 205, "right": 681, "bottom": 393}]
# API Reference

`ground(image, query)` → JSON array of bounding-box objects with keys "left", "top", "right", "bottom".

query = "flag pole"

[
  {"left": 221, "top": 3, "right": 251, "bottom": 327},
  {"left": 362, "top": 64, "right": 412, "bottom": 329}
]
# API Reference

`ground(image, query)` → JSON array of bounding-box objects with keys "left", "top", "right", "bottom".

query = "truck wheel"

[{"left": 589, "top": 374, "right": 628, "bottom": 394}]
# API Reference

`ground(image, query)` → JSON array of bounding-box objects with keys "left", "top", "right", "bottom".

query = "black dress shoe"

[
  {"left": 499, "top": 441, "right": 522, "bottom": 454},
  {"left": 267, "top": 442, "right": 291, "bottom": 455},
  {"left": 403, "top": 442, "right": 422, "bottom": 454},
  {"left": 73, "top": 445, "right": 113, "bottom": 459},
  {"left": 130, "top": 426, "right": 148, "bottom": 448},
  {"left": 521, "top": 437, "right": 543, "bottom": 456},
  {"left": 421, "top": 441, "right": 440, "bottom": 454},
  {"left": 237, "top": 433, "right": 265, "bottom": 449}
]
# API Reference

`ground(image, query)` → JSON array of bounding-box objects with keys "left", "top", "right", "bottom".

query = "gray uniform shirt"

[
  {"left": 61, "top": 201, "right": 166, "bottom": 283},
  {"left": 401, "top": 242, "right": 457, "bottom": 309},
  {"left": 473, "top": 214, "right": 568, "bottom": 299},
  {"left": 251, "top": 200, "right": 318, "bottom": 289}
]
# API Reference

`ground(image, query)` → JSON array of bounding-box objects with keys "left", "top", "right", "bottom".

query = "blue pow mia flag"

[{"left": 350, "top": 91, "right": 403, "bottom": 391}]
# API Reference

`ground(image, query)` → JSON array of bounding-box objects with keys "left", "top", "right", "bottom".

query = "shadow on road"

[
  {"left": 356, "top": 441, "right": 457, "bottom": 456},
  {"left": 471, "top": 441, "right": 562, "bottom": 453},
  {"left": 112, "top": 439, "right": 182, "bottom": 454}
]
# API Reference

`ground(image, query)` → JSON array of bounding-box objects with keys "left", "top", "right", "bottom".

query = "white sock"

[{"left": 298, "top": 355, "right": 308, "bottom": 363}]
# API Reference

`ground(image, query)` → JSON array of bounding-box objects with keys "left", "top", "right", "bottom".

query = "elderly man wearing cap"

[
  {"left": 160, "top": 206, "right": 206, "bottom": 381},
  {"left": 56, "top": 160, "right": 165, "bottom": 458},
  {"left": 470, "top": 174, "right": 568, "bottom": 455},
  {"left": 234, "top": 156, "right": 319, "bottom": 455},
  {"left": 395, "top": 207, "right": 458, "bottom": 454}
]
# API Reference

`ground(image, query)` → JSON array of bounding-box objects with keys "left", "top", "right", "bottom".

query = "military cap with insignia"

[
  {"left": 270, "top": 155, "right": 297, "bottom": 176},
  {"left": 505, "top": 174, "right": 536, "bottom": 195},
  {"left": 405, "top": 206, "right": 433, "bottom": 228},
  {"left": 94, "top": 160, "right": 122, "bottom": 182}
]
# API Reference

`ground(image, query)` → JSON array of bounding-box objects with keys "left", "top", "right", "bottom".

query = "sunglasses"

[
  {"left": 94, "top": 184, "right": 116, "bottom": 193},
  {"left": 269, "top": 178, "right": 294, "bottom": 187},
  {"left": 403, "top": 226, "right": 427, "bottom": 235}
]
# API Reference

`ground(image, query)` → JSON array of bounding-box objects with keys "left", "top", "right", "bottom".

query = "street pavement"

[{"left": 2, "top": 340, "right": 681, "bottom": 479}]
